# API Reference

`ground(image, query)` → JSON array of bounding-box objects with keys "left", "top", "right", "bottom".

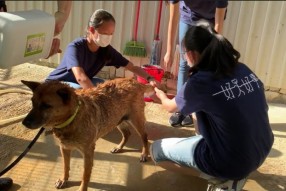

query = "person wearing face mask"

[{"left": 46, "top": 9, "right": 159, "bottom": 89}]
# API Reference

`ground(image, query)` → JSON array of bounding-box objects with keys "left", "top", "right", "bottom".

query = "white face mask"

[{"left": 94, "top": 33, "right": 112, "bottom": 47}]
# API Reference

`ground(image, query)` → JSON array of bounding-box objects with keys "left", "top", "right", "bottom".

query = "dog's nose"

[
  {"left": 22, "top": 115, "right": 42, "bottom": 129},
  {"left": 22, "top": 117, "right": 39, "bottom": 129},
  {"left": 22, "top": 118, "right": 32, "bottom": 128}
]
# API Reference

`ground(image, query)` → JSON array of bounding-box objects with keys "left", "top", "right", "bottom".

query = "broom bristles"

[{"left": 123, "top": 41, "right": 147, "bottom": 57}]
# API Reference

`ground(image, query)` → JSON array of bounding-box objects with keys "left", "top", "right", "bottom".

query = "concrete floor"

[{"left": 1, "top": 101, "right": 285, "bottom": 191}]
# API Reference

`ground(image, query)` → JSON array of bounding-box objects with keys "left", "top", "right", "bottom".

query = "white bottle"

[{"left": 0, "top": 9, "right": 55, "bottom": 68}]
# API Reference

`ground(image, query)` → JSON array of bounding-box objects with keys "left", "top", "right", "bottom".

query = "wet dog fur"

[{"left": 21, "top": 78, "right": 154, "bottom": 191}]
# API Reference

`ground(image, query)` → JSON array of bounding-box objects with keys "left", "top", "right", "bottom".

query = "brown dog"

[{"left": 21, "top": 78, "right": 154, "bottom": 191}]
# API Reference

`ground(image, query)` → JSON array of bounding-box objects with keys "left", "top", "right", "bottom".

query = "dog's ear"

[
  {"left": 21, "top": 80, "right": 41, "bottom": 92},
  {"left": 56, "top": 87, "right": 71, "bottom": 104}
]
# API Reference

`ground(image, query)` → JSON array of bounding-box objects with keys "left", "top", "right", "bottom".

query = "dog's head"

[{"left": 21, "top": 80, "right": 77, "bottom": 129}]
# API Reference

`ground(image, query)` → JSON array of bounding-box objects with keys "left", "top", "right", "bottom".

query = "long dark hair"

[
  {"left": 87, "top": 9, "right": 115, "bottom": 64},
  {"left": 183, "top": 20, "right": 240, "bottom": 79}
]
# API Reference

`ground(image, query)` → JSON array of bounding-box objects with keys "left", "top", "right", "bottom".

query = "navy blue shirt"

[
  {"left": 46, "top": 37, "right": 129, "bottom": 83},
  {"left": 175, "top": 63, "right": 274, "bottom": 180},
  {"left": 170, "top": 0, "right": 228, "bottom": 25}
]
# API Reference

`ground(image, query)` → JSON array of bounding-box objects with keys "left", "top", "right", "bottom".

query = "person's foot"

[
  {"left": 169, "top": 112, "right": 184, "bottom": 127},
  {"left": 0, "top": 177, "right": 13, "bottom": 191},
  {"left": 181, "top": 114, "right": 194, "bottom": 127},
  {"left": 207, "top": 178, "right": 247, "bottom": 191}
]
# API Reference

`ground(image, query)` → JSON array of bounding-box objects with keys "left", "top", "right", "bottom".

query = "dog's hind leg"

[
  {"left": 110, "top": 121, "right": 131, "bottom": 153},
  {"left": 55, "top": 147, "right": 71, "bottom": 189}
]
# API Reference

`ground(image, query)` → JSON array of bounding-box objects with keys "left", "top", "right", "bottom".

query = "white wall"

[{"left": 5, "top": 1, "right": 286, "bottom": 96}]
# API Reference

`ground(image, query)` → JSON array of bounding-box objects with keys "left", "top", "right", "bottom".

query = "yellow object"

[{"left": 54, "top": 101, "right": 81, "bottom": 129}]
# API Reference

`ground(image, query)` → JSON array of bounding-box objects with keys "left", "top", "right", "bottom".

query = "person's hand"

[
  {"left": 164, "top": 52, "right": 172, "bottom": 71},
  {"left": 154, "top": 87, "right": 168, "bottom": 100},
  {"left": 149, "top": 79, "right": 168, "bottom": 93},
  {"left": 149, "top": 79, "right": 157, "bottom": 87},
  {"left": 46, "top": 38, "right": 62, "bottom": 58}
]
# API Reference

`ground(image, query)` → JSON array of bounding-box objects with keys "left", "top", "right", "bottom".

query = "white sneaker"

[{"left": 207, "top": 178, "right": 247, "bottom": 191}]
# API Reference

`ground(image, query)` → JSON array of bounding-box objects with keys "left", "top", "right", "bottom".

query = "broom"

[{"left": 123, "top": 0, "right": 147, "bottom": 57}]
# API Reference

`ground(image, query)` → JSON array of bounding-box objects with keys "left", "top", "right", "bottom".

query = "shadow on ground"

[{"left": 0, "top": 113, "right": 285, "bottom": 191}]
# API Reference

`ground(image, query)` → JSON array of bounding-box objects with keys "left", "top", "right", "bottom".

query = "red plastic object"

[
  {"left": 137, "top": 64, "right": 164, "bottom": 84},
  {"left": 137, "top": 65, "right": 164, "bottom": 102}
]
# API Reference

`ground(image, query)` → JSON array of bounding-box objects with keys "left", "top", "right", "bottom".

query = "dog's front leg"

[
  {"left": 78, "top": 148, "right": 94, "bottom": 191},
  {"left": 55, "top": 147, "right": 71, "bottom": 189}
]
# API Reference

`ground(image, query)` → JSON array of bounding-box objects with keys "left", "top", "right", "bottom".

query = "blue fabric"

[
  {"left": 46, "top": 37, "right": 129, "bottom": 83},
  {"left": 170, "top": 0, "right": 228, "bottom": 25},
  {"left": 175, "top": 63, "right": 274, "bottom": 180},
  {"left": 172, "top": 0, "right": 228, "bottom": 94},
  {"left": 177, "top": 21, "right": 191, "bottom": 93},
  {"left": 151, "top": 135, "right": 203, "bottom": 170},
  {"left": 63, "top": 77, "right": 105, "bottom": 89}
]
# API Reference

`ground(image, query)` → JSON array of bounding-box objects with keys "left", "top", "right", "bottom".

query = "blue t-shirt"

[
  {"left": 170, "top": 0, "right": 228, "bottom": 25},
  {"left": 175, "top": 63, "right": 274, "bottom": 180},
  {"left": 46, "top": 37, "right": 129, "bottom": 83}
]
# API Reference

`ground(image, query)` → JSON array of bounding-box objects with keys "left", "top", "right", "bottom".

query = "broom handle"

[
  {"left": 155, "top": 0, "right": 163, "bottom": 40},
  {"left": 134, "top": 0, "right": 141, "bottom": 41}
]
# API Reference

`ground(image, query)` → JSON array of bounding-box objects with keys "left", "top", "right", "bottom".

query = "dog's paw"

[
  {"left": 140, "top": 154, "right": 148, "bottom": 162},
  {"left": 110, "top": 147, "right": 122, "bottom": 153},
  {"left": 55, "top": 179, "right": 67, "bottom": 189}
]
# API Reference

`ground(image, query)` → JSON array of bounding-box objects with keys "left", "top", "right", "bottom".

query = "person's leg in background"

[{"left": 169, "top": 21, "right": 193, "bottom": 127}]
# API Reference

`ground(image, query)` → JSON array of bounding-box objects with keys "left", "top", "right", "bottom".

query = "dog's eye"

[{"left": 40, "top": 103, "right": 52, "bottom": 110}]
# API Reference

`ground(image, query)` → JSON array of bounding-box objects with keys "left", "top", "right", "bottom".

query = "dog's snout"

[
  {"left": 22, "top": 114, "right": 42, "bottom": 129},
  {"left": 22, "top": 118, "right": 33, "bottom": 128}
]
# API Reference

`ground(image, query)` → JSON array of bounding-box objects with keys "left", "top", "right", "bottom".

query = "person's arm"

[
  {"left": 164, "top": 2, "right": 179, "bottom": 70},
  {"left": 214, "top": 7, "right": 227, "bottom": 34},
  {"left": 47, "top": 1, "right": 72, "bottom": 58},
  {"left": 54, "top": 1, "right": 72, "bottom": 36},
  {"left": 154, "top": 87, "right": 177, "bottom": 112},
  {"left": 71, "top": 67, "right": 94, "bottom": 89},
  {"left": 124, "top": 62, "right": 158, "bottom": 86}
]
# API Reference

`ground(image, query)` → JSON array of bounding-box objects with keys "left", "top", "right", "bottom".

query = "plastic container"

[
  {"left": 137, "top": 64, "right": 164, "bottom": 84},
  {"left": 137, "top": 64, "right": 164, "bottom": 102},
  {"left": 0, "top": 9, "right": 55, "bottom": 68}
]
